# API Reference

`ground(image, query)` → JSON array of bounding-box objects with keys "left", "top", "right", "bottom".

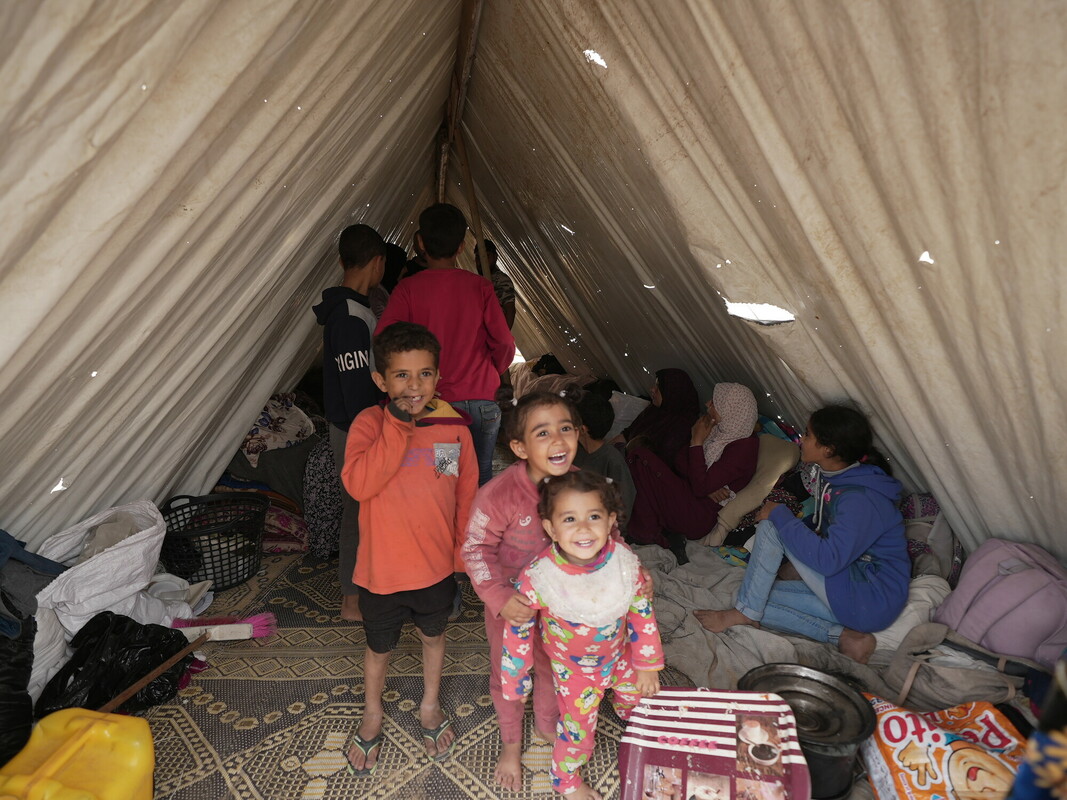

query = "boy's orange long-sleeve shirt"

[{"left": 342, "top": 400, "right": 477, "bottom": 595}]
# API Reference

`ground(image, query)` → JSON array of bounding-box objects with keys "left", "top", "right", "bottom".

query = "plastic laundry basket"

[{"left": 159, "top": 494, "right": 268, "bottom": 591}]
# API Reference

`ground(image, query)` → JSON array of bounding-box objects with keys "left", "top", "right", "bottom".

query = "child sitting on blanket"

[
  {"left": 694, "top": 405, "right": 909, "bottom": 664},
  {"left": 502, "top": 471, "right": 664, "bottom": 800}
]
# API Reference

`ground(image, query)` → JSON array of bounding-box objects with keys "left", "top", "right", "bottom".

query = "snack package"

[{"left": 861, "top": 694, "right": 1026, "bottom": 800}]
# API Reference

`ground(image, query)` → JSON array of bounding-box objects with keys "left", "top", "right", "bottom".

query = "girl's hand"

[
  {"left": 690, "top": 415, "right": 714, "bottom": 446},
  {"left": 635, "top": 669, "right": 661, "bottom": 698},
  {"left": 709, "top": 486, "right": 731, "bottom": 503},
  {"left": 755, "top": 501, "right": 781, "bottom": 522},
  {"left": 638, "top": 566, "right": 655, "bottom": 602},
  {"left": 501, "top": 592, "right": 535, "bottom": 626}
]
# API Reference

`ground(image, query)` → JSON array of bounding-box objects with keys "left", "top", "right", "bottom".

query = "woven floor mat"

[{"left": 142, "top": 553, "right": 693, "bottom": 799}]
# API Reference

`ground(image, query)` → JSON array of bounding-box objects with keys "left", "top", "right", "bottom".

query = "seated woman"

[
  {"left": 694, "top": 405, "right": 909, "bottom": 664},
  {"left": 626, "top": 382, "right": 760, "bottom": 551},
  {"left": 615, "top": 368, "right": 701, "bottom": 463}
]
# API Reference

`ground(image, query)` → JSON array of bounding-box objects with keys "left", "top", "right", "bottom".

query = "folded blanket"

[
  {"left": 637, "top": 542, "right": 893, "bottom": 696},
  {"left": 241, "top": 393, "right": 315, "bottom": 468}
]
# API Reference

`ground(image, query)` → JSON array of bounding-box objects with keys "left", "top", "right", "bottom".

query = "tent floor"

[
  {"left": 142, "top": 550, "right": 694, "bottom": 799},
  {"left": 140, "top": 444, "right": 874, "bottom": 799}
]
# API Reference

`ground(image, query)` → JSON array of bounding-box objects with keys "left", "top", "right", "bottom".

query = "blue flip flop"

[
  {"left": 421, "top": 717, "right": 454, "bottom": 762},
  {"left": 346, "top": 730, "right": 382, "bottom": 776}
]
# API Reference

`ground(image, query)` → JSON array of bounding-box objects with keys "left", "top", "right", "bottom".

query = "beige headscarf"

[{"left": 702, "top": 382, "right": 758, "bottom": 467}]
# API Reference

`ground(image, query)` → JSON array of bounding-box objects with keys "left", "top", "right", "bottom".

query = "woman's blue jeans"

[{"left": 735, "top": 519, "right": 844, "bottom": 644}]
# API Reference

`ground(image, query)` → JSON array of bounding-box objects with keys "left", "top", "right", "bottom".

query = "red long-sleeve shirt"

[{"left": 377, "top": 268, "right": 515, "bottom": 402}]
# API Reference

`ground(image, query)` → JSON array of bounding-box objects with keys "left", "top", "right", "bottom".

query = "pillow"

[
  {"left": 870, "top": 574, "right": 952, "bottom": 656},
  {"left": 702, "top": 434, "right": 799, "bottom": 546}
]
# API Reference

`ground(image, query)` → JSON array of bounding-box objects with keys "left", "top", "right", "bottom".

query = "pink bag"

[{"left": 932, "top": 538, "right": 1067, "bottom": 669}]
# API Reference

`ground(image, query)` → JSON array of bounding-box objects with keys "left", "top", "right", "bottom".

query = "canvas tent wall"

[{"left": 0, "top": 1, "right": 1064, "bottom": 561}]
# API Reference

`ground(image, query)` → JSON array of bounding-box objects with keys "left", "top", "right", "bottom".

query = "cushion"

[{"left": 702, "top": 434, "right": 799, "bottom": 546}]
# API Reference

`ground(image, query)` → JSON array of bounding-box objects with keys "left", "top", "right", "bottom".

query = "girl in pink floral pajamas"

[{"left": 502, "top": 471, "right": 664, "bottom": 800}]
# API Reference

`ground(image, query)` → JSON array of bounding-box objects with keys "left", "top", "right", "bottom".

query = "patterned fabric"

[
  {"left": 727, "top": 486, "right": 807, "bottom": 541},
  {"left": 1010, "top": 728, "right": 1067, "bottom": 799},
  {"left": 303, "top": 436, "right": 342, "bottom": 558},
  {"left": 702, "top": 382, "right": 758, "bottom": 468},
  {"left": 139, "top": 553, "right": 696, "bottom": 799},
  {"left": 501, "top": 540, "right": 664, "bottom": 794},
  {"left": 262, "top": 506, "right": 309, "bottom": 553},
  {"left": 241, "top": 393, "right": 315, "bottom": 468}
]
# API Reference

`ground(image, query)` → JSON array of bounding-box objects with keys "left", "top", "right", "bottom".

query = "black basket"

[{"left": 159, "top": 494, "right": 269, "bottom": 591}]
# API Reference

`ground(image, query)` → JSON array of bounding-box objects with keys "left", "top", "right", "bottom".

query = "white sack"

[
  {"left": 872, "top": 574, "right": 953, "bottom": 656},
  {"left": 27, "top": 606, "right": 68, "bottom": 704},
  {"left": 34, "top": 500, "right": 192, "bottom": 637}
]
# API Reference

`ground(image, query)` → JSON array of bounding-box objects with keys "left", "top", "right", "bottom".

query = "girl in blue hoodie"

[{"left": 694, "top": 406, "right": 909, "bottom": 664}]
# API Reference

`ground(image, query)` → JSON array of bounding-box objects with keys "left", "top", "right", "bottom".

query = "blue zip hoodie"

[{"left": 769, "top": 463, "right": 909, "bottom": 632}]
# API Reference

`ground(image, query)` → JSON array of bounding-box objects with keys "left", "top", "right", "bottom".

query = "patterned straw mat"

[{"left": 142, "top": 552, "right": 693, "bottom": 799}]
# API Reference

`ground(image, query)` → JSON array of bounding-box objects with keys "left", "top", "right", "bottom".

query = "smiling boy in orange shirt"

[{"left": 341, "top": 321, "right": 477, "bottom": 774}]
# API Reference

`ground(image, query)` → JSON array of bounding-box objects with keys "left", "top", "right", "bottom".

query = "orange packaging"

[{"left": 860, "top": 695, "right": 1026, "bottom": 800}]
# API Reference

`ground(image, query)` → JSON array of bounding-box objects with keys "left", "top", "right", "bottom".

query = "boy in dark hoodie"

[{"left": 312, "top": 223, "right": 386, "bottom": 622}]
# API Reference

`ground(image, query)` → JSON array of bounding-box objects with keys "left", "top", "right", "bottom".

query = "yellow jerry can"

[{"left": 0, "top": 708, "right": 153, "bottom": 800}]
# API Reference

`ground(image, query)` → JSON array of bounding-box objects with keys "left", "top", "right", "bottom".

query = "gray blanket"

[{"left": 636, "top": 542, "right": 895, "bottom": 697}]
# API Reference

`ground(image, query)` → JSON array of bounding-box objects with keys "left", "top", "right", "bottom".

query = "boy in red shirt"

[
  {"left": 377, "top": 203, "right": 515, "bottom": 486},
  {"left": 341, "top": 321, "right": 478, "bottom": 774}
]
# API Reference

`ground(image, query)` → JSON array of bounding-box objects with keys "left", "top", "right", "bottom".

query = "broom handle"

[{"left": 98, "top": 633, "right": 209, "bottom": 714}]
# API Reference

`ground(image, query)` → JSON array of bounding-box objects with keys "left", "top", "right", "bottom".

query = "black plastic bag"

[
  {"left": 35, "top": 611, "right": 192, "bottom": 718},
  {"left": 0, "top": 616, "right": 36, "bottom": 765}
]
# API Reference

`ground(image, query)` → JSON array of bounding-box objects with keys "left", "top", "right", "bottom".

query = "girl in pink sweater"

[{"left": 462, "top": 391, "right": 581, "bottom": 792}]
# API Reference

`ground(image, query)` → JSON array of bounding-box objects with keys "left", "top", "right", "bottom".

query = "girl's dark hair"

[
  {"left": 506, "top": 390, "right": 582, "bottom": 442},
  {"left": 537, "top": 471, "right": 625, "bottom": 524},
  {"left": 809, "top": 405, "right": 892, "bottom": 475}
]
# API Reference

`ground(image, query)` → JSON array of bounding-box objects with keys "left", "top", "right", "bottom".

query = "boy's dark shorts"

[{"left": 358, "top": 575, "right": 456, "bottom": 654}]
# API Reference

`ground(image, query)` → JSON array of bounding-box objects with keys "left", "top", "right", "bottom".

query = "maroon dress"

[
  {"left": 622, "top": 368, "right": 700, "bottom": 464},
  {"left": 626, "top": 435, "right": 759, "bottom": 547}
]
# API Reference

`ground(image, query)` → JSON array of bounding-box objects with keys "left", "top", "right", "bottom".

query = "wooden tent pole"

[
  {"left": 456, "top": 127, "right": 491, "bottom": 279},
  {"left": 436, "top": 0, "right": 485, "bottom": 203}
]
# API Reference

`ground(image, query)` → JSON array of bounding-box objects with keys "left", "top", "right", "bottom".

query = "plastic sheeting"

[
  {"left": 1, "top": 1, "right": 1064, "bottom": 559},
  {"left": 0, "top": 0, "right": 454, "bottom": 546}
]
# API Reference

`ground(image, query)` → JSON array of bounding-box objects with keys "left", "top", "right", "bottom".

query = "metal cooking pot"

[{"left": 738, "top": 663, "right": 876, "bottom": 800}]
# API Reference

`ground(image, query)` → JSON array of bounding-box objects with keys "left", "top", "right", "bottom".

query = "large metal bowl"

[{"left": 738, "top": 663, "right": 875, "bottom": 745}]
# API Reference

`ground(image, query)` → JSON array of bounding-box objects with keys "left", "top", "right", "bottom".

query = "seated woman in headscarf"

[
  {"left": 626, "top": 382, "right": 760, "bottom": 552},
  {"left": 615, "top": 368, "right": 701, "bottom": 464}
]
